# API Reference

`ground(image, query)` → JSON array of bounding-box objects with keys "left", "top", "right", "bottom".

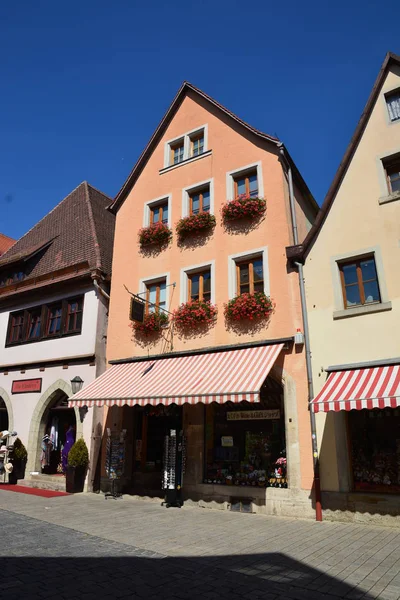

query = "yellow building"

[{"left": 287, "top": 52, "right": 400, "bottom": 526}]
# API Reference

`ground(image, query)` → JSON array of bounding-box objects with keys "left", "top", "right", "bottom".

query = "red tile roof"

[
  {"left": 0, "top": 233, "right": 15, "bottom": 256},
  {"left": 0, "top": 182, "right": 115, "bottom": 284}
]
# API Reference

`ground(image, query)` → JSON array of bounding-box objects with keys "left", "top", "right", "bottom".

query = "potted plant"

[
  {"left": 224, "top": 292, "right": 274, "bottom": 322},
  {"left": 130, "top": 311, "right": 169, "bottom": 336},
  {"left": 172, "top": 299, "right": 218, "bottom": 330},
  {"left": 66, "top": 438, "right": 89, "bottom": 493},
  {"left": 138, "top": 222, "right": 172, "bottom": 247},
  {"left": 222, "top": 194, "right": 266, "bottom": 221},
  {"left": 9, "top": 438, "right": 27, "bottom": 484},
  {"left": 176, "top": 212, "right": 216, "bottom": 240}
]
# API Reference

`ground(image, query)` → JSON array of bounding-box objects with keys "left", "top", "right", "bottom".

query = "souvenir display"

[
  {"left": 162, "top": 429, "right": 186, "bottom": 507},
  {"left": 105, "top": 429, "right": 126, "bottom": 499}
]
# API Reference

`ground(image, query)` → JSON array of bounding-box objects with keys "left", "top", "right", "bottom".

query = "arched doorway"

[
  {"left": 0, "top": 397, "right": 8, "bottom": 432},
  {"left": 40, "top": 390, "right": 77, "bottom": 475}
]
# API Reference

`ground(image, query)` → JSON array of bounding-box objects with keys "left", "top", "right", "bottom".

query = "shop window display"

[
  {"left": 204, "top": 398, "right": 287, "bottom": 488},
  {"left": 350, "top": 408, "right": 400, "bottom": 494}
]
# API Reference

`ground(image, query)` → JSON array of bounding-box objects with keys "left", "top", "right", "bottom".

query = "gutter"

[{"left": 279, "top": 143, "right": 322, "bottom": 522}]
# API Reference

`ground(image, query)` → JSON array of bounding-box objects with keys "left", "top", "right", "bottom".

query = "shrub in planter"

[
  {"left": 224, "top": 292, "right": 274, "bottom": 322},
  {"left": 221, "top": 194, "right": 266, "bottom": 221},
  {"left": 130, "top": 311, "right": 169, "bottom": 336},
  {"left": 9, "top": 438, "right": 27, "bottom": 484},
  {"left": 138, "top": 222, "right": 172, "bottom": 247},
  {"left": 176, "top": 212, "right": 216, "bottom": 240},
  {"left": 66, "top": 438, "right": 89, "bottom": 493},
  {"left": 173, "top": 299, "right": 218, "bottom": 330}
]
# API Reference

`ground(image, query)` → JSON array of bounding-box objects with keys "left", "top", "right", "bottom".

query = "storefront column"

[{"left": 281, "top": 370, "right": 302, "bottom": 489}]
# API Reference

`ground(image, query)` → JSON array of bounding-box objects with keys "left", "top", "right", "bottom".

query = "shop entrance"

[
  {"left": 130, "top": 404, "right": 182, "bottom": 495},
  {"left": 41, "top": 391, "right": 76, "bottom": 475},
  {"left": 349, "top": 408, "right": 400, "bottom": 494},
  {"left": 0, "top": 398, "right": 8, "bottom": 432}
]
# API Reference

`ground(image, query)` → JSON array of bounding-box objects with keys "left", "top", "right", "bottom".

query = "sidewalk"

[{"left": 1, "top": 490, "right": 400, "bottom": 599}]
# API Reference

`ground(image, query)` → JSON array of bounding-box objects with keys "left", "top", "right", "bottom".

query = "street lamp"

[{"left": 70, "top": 376, "right": 84, "bottom": 395}]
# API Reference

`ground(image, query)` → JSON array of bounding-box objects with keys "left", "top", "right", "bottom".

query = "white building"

[{"left": 0, "top": 182, "right": 114, "bottom": 490}]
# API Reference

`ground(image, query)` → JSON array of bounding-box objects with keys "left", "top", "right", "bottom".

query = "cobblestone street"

[{"left": 1, "top": 490, "right": 400, "bottom": 599}]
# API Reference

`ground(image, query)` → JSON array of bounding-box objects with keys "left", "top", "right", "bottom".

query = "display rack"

[
  {"left": 0, "top": 430, "right": 17, "bottom": 484},
  {"left": 161, "top": 429, "right": 186, "bottom": 507},
  {"left": 104, "top": 428, "right": 126, "bottom": 499}
]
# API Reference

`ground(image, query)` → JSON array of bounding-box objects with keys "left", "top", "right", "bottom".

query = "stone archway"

[
  {"left": 0, "top": 386, "right": 14, "bottom": 433},
  {"left": 26, "top": 379, "right": 83, "bottom": 475}
]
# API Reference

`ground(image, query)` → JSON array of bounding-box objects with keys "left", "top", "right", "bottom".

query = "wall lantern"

[{"left": 71, "top": 376, "right": 84, "bottom": 395}]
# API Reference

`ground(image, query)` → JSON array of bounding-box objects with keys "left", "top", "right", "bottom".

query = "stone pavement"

[{"left": 1, "top": 490, "right": 400, "bottom": 599}]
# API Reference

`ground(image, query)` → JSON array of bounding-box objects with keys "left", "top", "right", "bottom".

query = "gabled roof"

[
  {"left": 110, "top": 81, "right": 299, "bottom": 214},
  {"left": 0, "top": 182, "right": 115, "bottom": 284},
  {"left": 286, "top": 51, "right": 400, "bottom": 263},
  {"left": 0, "top": 233, "right": 15, "bottom": 256}
]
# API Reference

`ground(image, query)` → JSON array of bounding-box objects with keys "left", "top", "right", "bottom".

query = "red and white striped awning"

[
  {"left": 68, "top": 344, "right": 283, "bottom": 408},
  {"left": 311, "top": 365, "right": 400, "bottom": 413}
]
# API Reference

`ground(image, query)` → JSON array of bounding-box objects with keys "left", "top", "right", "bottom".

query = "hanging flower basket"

[
  {"left": 130, "top": 311, "right": 169, "bottom": 336},
  {"left": 138, "top": 222, "right": 172, "bottom": 247},
  {"left": 222, "top": 194, "right": 266, "bottom": 221},
  {"left": 173, "top": 299, "right": 218, "bottom": 329},
  {"left": 176, "top": 213, "right": 216, "bottom": 240},
  {"left": 224, "top": 292, "right": 274, "bottom": 321}
]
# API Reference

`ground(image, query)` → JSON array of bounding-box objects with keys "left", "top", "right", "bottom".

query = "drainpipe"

[
  {"left": 92, "top": 277, "right": 110, "bottom": 302},
  {"left": 279, "top": 143, "right": 323, "bottom": 522}
]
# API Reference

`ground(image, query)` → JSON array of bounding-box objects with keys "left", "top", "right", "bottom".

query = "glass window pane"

[
  {"left": 345, "top": 285, "right": 361, "bottom": 307},
  {"left": 254, "top": 281, "right": 264, "bottom": 293},
  {"left": 203, "top": 271, "right": 211, "bottom": 293},
  {"left": 342, "top": 263, "right": 358, "bottom": 285},
  {"left": 253, "top": 259, "right": 263, "bottom": 281},
  {"left": 361, "top": 259, "right": 377, "bottom": 281},
  {"left": 236, "top": 178, "right": 246, "bottom": 195},
  {"left": 191, "top": 194, "right": 200, "bottom": 214},
  {"left": 76, "top": 311, "right": 83, "bottom": 331},
  {"left": 249, "top": 174, "right": 258, "bottom": 197},
  {"left": 159, "top": 282, "right": 166, "bottom": 304},
  {"left": 364, "top": 281, "right": 380, "bottom": 304},
  {"left": 240, "top": 284, "right": 250, "bottom": 294},
  {"left": 162, "top": 204, "right": 168, "bottom": 223},
  {"left": 148, "top": 285, "right": 157, "bottom": 312},
  {"left": 390, "top": 175, "right": 400, "bottom": 193},
  {"left": 239, "top": 264, "right": 249, "bottom": 284},
  {"left": 190, "top": 274, "right": 200, "bottom": 298},
  {"left": 202, "top": 190, "right": 210, "bottom": 212},
  {"left": 152, "top": 207, "right": 160, "bottom": 223}
]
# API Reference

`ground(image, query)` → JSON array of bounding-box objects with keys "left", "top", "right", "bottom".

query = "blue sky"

[{"left": 1, "top": 1, "right": 398, "bottom": 240}]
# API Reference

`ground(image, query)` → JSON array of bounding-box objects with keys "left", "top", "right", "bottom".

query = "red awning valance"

[
  {"left": 311, "top": 365, "right": 400, "bottom": 413},
  {"left": 69, "top": 344, "right": 284, "bottom": 408}
]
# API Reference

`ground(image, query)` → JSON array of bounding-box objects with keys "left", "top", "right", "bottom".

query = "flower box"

[
  {"left": 131, "top": 311, "right": 169, "bottom": 336},
  {"left": 222, "top": 194, "right": 266, "bottom": 221},
  {"left": 173, "top": 299, "right": 218, "bottom": 329},
  {"left": 224, "top": 292, "right": 274, "bottom": 321},
  {"left": 176, "top": 212, "right": 216, "bottom": 240},
  {"left": 138, "top": 222, "right": 172, "bottom": 247}
]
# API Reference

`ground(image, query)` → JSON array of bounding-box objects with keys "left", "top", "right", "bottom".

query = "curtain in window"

[{"left": 387, "top": 93, "right": 400, "bottom": 121}]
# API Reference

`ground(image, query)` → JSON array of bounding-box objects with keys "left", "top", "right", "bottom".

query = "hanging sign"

[
  {"left": 130, "top": 297, "right": 145, "bottom": 323},
  {"left": 12, "top": 378, "right": 42, "bottom": 394},
  {"left": 227, "top": 409, "right": 280, "bottom": 421}
]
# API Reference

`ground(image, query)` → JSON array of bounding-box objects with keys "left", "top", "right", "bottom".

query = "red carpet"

[{"left": 0, "top": 484, "right": 69, "bottom": 498}]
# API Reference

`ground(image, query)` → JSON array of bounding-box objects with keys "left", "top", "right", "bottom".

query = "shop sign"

[
  {"left": 227, "top": 409, "right": 280, "bottom": 421},
  {"left": 221, "top": 436, "right": 234, "bottom": 447},
  {"left": 11, "top": 378, "right": 42, "bottom": 394}
]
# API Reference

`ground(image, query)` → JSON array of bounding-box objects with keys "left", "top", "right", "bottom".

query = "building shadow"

[
  {"left": 2, "top": 551, "right": 375, "bottom": 599},
  {"left": 222, "top": 212, "right": 266, "bottom": 236}
]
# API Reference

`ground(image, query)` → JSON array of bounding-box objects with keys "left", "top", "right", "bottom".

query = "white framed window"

[
  {"left": 139, "top": 272, "right": 170, "bottom": 314},
  {"left": 180, "top": 261, "right": 216, "bottom": 304},
  {"left": 143, "top": 195, "right": 172, "bottom": 228},
  {"left": 163, "top": 124, "right": 208, "bottom": 168},
  {"left": 227, "top": 247, "right": 269, "bottom": 300},
  {"left": 385, "top": 88, "right": 400, "bottom": 123},
  {"left": 181, "top": 178, "right": 214, "bottom": 217},
  {"left": 376, "top": 149, "right": 400, "bottom": 203},
  {"left": 226, "top": 161, "right": 264, "bottom": 201}
]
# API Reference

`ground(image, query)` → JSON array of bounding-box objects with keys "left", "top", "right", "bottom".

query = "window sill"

[
  {"left": 160, "top": 150, "right": 212, "bottom": 174},
  {"left": 333, "top": 301, "right": 392, "bottom": 320},
  {"left": 378, "top": 191, "right": 400, "bottom": 205}
]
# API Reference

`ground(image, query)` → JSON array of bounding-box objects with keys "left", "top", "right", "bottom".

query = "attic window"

[
  {"left": 385, "top": 89, "right": 400, "bottom": 122},
  {"left": 164, "top": 126, "right": 208, "bottom": 168}
]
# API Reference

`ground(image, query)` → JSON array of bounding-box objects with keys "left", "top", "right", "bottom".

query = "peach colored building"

[
  {"left": 287, "top": 53, "right": 400, "bottom": 526},
  {"left": 71, "top": 83, "right": 318, "bottom": 516}
]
